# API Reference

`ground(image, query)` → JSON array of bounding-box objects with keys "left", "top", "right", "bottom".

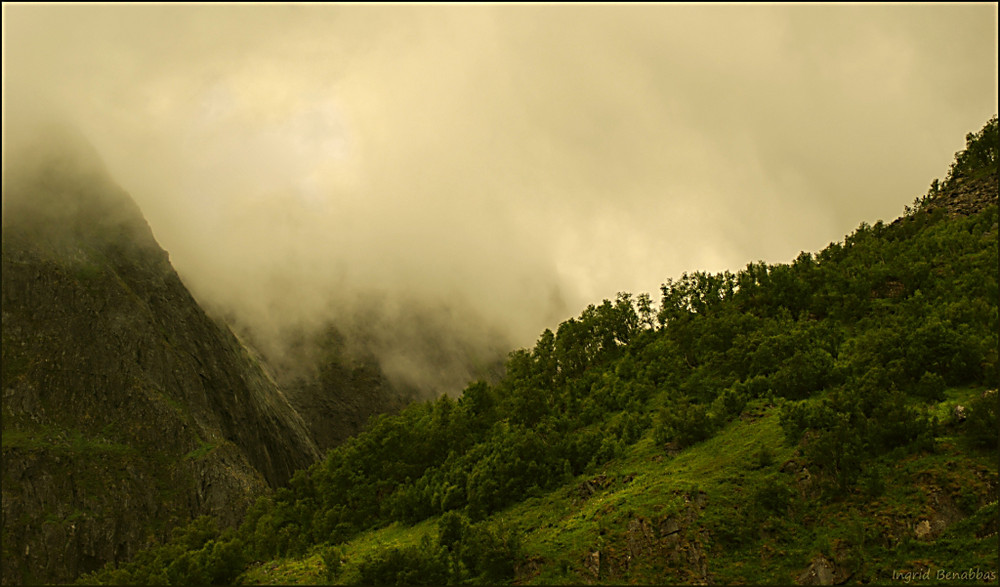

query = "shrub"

[
  {"left": 751, "top": 476, "right": 794, "bottom": 516},
  {"left": 656, "top": 400, "right": 717, "bottom": 448},
  {"left": 351, "top": 540, "right": 450, "bottom": 586},
  {"left": 913, "top": 371, "right": 946, "bottom": 401},
  {"left": 964, "top": 389, "right": 999, "bottom": 448},
  {"left": 437, "top": 511, "right": 468, "bottom": 552}
]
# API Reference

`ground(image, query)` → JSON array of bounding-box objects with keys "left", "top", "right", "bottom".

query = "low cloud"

[{"left": 4, "top": 4, "right": 996, "bottom": 394}]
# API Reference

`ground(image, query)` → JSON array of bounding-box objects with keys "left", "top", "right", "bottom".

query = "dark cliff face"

[
  {"left": 1, "top": 125, "right": 319, "bottom": 584},
  {"left": 276, "top": 335, "right": 416, "bottom": 453}
]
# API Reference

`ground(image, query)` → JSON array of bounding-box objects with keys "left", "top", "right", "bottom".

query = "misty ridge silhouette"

[{"left": 3, "top": 111, "right": 527, "bottom": 402}]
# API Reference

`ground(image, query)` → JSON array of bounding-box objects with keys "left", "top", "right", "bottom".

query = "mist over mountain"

[
  {"left": 1, "top": 120, "right": 319, "bottom": 584},
  {"left": 75, "top": 116, "right": 998, "bottom": 586},
  {"left": 4, "top": 4, "right": 996, "bottom": 397}
]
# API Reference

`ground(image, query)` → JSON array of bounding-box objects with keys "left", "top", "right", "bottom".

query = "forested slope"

[{"left": 81, "top": 118, "right": 998, "bottom": 586}]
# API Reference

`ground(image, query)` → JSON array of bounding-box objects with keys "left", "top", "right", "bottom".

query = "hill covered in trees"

[{"left": 79, "top": 116, "right": 999, "bottom": 585}]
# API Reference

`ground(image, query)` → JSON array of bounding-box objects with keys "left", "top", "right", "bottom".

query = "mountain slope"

[
  {"left": 1, "top": 123, "right": 320, "bottom": 584},
  {"left": 78, "top": 117, "right": 998, "bottom": 586},
  {"left": 236, "top": 184, "right": 1000, "bottom": 585},
  {"left": 241, "top": 392, "right": 996, "bottom": 585}
]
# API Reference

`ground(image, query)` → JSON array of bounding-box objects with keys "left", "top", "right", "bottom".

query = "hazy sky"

[{"left": 4, "top": 4, "right": 998, "bottom": 365}]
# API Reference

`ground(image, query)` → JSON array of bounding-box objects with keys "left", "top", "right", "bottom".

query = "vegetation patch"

[
  {"left": 2, "top": 425, "right": 133, "bottom": 456},
  {"left": 184, "top": 438, "right": 217, "bottom": 461}
]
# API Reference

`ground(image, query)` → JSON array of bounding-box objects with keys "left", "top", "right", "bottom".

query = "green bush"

[
  {"left": 913, "top": 371, "right": 947, "bottom": 401},
  {"left": 655, "top": 400, "right": 717, "bottom": 448},
  {"left": 456, "top": 521, "right": 522, "bottom": 584},
  {"left": 351, "top": 540, "right": 450, "bottom": 586},
  {"left": 964, "top": 390, "right": 999, "bottom": 448},
  {"left": 943, "top": 115, "right": 998, "bottom": 187},
  {"left": 437, "top": 511, "right": 468, "bottom": 552},
  {"left": 751, "top": 476, "right": 794, "bottom": 516},
  {"left": 320, "top": 544, "right": 343, "bottom": 582}
]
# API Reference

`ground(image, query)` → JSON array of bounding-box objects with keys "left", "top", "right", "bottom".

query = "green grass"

[
  {"left": 184, "top": 437, "right": 217, "bottom": 461},
  {"left": 43, "top": 509, "right": 89, "bottom": 526},
  {"left": 239, "top": 520, "right": 438, "bottom": 585},
  {"left": 1, "top": 425, "right": 133, "bottom": 455},
  {"left": 72, "top": 262, "right": 104, "bottom": 282},
  {"left": 929, "top": 385, "right": 990, "bottom": 426},
  {"left": 241, "top": 555, "right": 326, "bottom": 585}
]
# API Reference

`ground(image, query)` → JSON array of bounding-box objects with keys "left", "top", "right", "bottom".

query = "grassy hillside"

[
  {"left": 80, "top": 118, "right": 998, "bottom": 585},
  {"left": 238, "top": 391, "right": 995, "bottom": 585}
]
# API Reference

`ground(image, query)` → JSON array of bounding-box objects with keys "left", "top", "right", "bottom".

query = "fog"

[{"left": 3, "top": 4, "right": 997, "bottom": 394}]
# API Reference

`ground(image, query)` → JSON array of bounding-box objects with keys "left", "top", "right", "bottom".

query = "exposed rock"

[
  {"left": 922, "top": 487, "right": 965, "bottom": 539},
  {"left": 576, "top": 474, "right": 614, "bottom": 501},
  {"left": 594, "top": 491, "right": 710, "bottom": 583},
  {"left": 684, "top": 490, "right": 709, "bottom": 512},
  {"left": 780, "top": 458, "right": 818, "bottom": 499},
  {"left": 663, "top": 442, "right": 682, "bottom": 457},
  {"left": 626, "top": 518, "right": 657, "bottom": 559},
  {"left": 686, "top": 531, "right": 710, "bottom": 583},
  {"left": 796, "top": 554, "right": 836, "bottom": 585},
  {"left": 868, "top": 473, "right": 994, "bottom": 551},
  {"left": 953, "top": 404, "right": 968, "bottom": 422},
  {"left": 280, "top": 355, "right": 412, "bottom": 453},
  {"left": 894, "top": 171, "right": 997, "bottom": 229},
  {"left": 780, "top": 459, "right": 800, "bottom": 474},
  {"left": 514, "top": 556, "right": 544, "bottom": 582},
  {"left": 828, "top": 539, "right": 856, "bottom": 583},
  {"left": 660, "top": 516, "right": 682, "bottom": 538},
  {"left": 1, "top": 124, "right": 319, "bottom": 584},
  {"left": 584, "top": 550, "right": 601, "bottom": 580},
  {"left": 870, "top": 279, "right": 906, "bottom": 300},
  {"left": 914, "top": 519, "right": 933, "bottom": 540},
  {"left": 931, "top": 173, "right": 999, "bottom": 218}
]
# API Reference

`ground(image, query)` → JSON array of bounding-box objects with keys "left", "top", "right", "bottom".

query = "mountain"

[
  {"left": 75, "top": 115, "right": 998, "bottom": 586},
  {"left": 250, "top": 318, "right": 506, "bottom": 454},
  {"left": 275, "top": 332, "right": 416, "bottom": 454},
  {"left": 1, "top": 123, "right": 320, "bottom": 584}
]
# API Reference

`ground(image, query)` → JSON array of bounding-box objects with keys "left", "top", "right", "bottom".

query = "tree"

[
  {"left": 964, "top": 390, "right": 999, "bottom": 448},
  {"left": 637, "top": 292, "right": 656, "bottom": 330},
  {"left": 943, "top": 114, "right": 998, "bottom": 187}
]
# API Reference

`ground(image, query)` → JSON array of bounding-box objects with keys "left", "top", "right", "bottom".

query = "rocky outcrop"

[
  {"left": 578, "top": 490, "right": 710, "bottom": 584},
  {"left": 795, "top": 554, "right": 837, "bottom": 585},
  {"left": 1, "top": 124, "right": 319, "bottom": 584},
  {"left": 278, "top": 346, "right": 413, "bottom": 453},
  {"left": 930, "top": 172, "right": 999, "bottom": 218},
  {"left": 895, "top": 170, "right": 997, "bottom": 231}
]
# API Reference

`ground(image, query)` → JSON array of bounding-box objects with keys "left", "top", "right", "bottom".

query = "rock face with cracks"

[{"left": 1, "top": 125, "right": 320, "bottom": 585}]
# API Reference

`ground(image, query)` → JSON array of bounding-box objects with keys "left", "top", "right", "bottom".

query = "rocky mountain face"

[
  {"left": 279, "top": 346, "right": 415, "bottom": 453},
  {"left": 273, "top": 329, "right": 506, "bottom": 453},
  {"left": 931, "top": 171, "right": 999, "bottom": 217},
  {"left": 237, "top": 314, "right": 507, "bottom": 454},
  {"left": 1, "top": 125, "right": 320, "bottom": 584}
]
